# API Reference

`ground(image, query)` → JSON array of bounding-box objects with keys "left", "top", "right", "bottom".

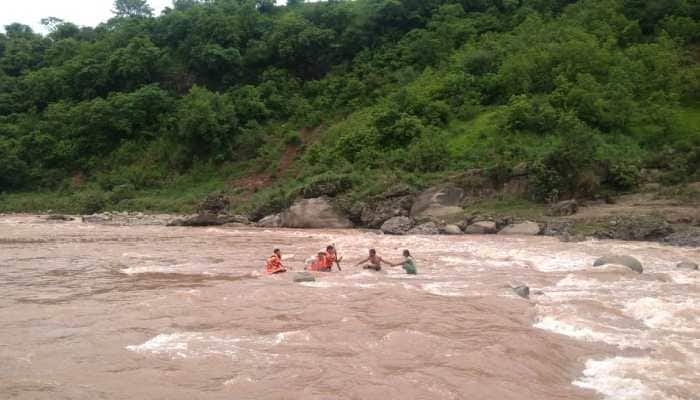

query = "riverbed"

[{"left": 1, "top": 215, "right": 698, "bottom": 399}]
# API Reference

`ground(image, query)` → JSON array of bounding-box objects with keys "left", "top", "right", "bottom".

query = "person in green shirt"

[{"left": 390, "top": 250, "right": 417, "bottom": 275}]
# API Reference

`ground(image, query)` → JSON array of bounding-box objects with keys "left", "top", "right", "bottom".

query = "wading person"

[
  {"left": 354, "top": 249, "right": 389, "bottom": 271},
  {"left": 390, "top": 250, "right": 417, "bottom": 275},
  {"left": 266, "top": 249, "right": 287, "bottom": 275},
  {"left": 325, "top": 245, "right": 343, "bottom": 271},
  {"left": 308, "top": 251, "right": 330, "bottom": 272}
]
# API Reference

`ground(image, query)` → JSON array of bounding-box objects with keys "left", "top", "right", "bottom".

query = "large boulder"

[
  {"left": 498, "top": 221, "right": 541, "bottom": 236},
  {"left": 593, "top": 255, "right": 643, "bottom": 274},
  {"left": 677, "top": 262, "right": 699, "bottom": 271},
  {"left": 281, "top": 197, "right": 353, "bottom": 229},
  {"left": 257, "top": 213, "right": 283, "bottom": 228},
  {"left": 381, "top": 216, "right": 415, "bottom": 235},
  {"left": 360, "top": 196, "right": 413, "bottom": 228},
  {"left": 410, "top": 186, "right": 465, "bottom": 221},
  {"left": 442, "top": 224, "right": 463, "bottom": 235},
  {"left": 547, "top": 200, "right": 579, "bottom": 217},
  {"left": 408, "top": 222, "right": 440, "bottom": 235},
  {"left": 464, "top": 221, "right": 498, "bottom": 234}
]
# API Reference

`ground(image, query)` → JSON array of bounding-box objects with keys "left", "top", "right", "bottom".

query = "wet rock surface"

[
  {"left": 593, "top": 255, "right": 644, "bottom": 274},
  {"left": 381, "top": 216, "right": 415, "bottom": 235},
  {"left": 281, "top": 197, "right": 353, "bottom": 229}
]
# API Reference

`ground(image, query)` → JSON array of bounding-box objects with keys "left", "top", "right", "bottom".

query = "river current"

[{"left": 1, "top": 215, "right": 698, "bottom": 399}]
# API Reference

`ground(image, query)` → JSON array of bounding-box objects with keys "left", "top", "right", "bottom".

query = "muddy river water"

[{"left": 1, "top": 215, "right": 698, "bottom": 399}]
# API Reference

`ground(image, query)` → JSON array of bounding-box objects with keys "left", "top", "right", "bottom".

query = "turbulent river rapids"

[{"left": 1, "top": 215, "right": 698, "bottom": 400}]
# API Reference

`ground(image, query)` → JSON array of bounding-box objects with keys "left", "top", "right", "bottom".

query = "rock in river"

[
  {"left": 294, "top": 272, "right": 316, "bottom": 283},
  {"left": 513, "top": 286, "right": 530, "bottom": 299},
  {"left": 593, "top": 255, "right": 644, "bottom": 274},
  {"left": 677, "top": 262, "right": 699, "bottom": 271}
]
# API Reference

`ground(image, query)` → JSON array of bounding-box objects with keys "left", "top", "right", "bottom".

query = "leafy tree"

[{"left": 112, "top": 0, "right": 154, "bottom": 18}]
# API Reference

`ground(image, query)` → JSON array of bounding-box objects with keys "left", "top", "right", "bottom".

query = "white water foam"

[
  {"left": 127, "top": 330, "right": 310, "bottom": 359},
  {"left": 533, "top": 316, "right": 642, "bottom": 349},
  {"left": 421, "top": 282, "right": 467, "bottom": 297},
  {"left": 623, "top": 297, "right": 700, "bottom": 333},
  {"left": 573, "top": 357, "right": 686, "bottom": 400}
]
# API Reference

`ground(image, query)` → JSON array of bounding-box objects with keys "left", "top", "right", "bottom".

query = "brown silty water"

[{"left": 1, "top": 215, "right": 698, "bottom": 400}]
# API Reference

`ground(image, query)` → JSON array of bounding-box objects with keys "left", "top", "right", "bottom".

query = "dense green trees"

[{"left": 0, "top": 0, "right": 698, "bottom": 205}]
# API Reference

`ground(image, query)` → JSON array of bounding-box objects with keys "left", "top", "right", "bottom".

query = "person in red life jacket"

[
  {"left": 324, "top": 245, "right": 342, "bottom": 271},
  {"left": 308, "top": 251, "right": 331, "bottom": 272},
  {"left": 266, "top": 249, "right": 287, "bottom": 275}
]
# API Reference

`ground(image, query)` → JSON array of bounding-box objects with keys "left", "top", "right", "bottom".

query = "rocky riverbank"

[{"left": 31, "top": 191, "right": 698, "bottom": 250}]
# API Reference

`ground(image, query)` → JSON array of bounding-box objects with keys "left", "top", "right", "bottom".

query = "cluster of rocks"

[
  {"left": 512, "top": 255, "right": 697, "bottom": 299},
  {"left": 592, "top": 255, "right": 698, "bottom": 273},
  {"left": 254, "top": 184, "right": 548, "bottom": 237},
  {"left": 79, "top": 212, "right": 180, "bottom": 226},
  {"left": 379, "top": 215, "right": 542, "bottom": 236}
]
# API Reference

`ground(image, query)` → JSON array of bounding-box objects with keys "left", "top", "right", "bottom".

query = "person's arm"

[{"left": 354, "top": 257, "right": 369, "bottom": 267}]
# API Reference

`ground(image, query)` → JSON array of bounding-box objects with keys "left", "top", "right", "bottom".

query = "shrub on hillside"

[{"left": 302, "top": 174, "right": 353, "bottom": 198}]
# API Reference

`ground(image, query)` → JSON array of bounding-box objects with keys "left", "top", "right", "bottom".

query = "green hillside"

[{"left": 1, "top": 0, "right": 699, "bottom": 215}]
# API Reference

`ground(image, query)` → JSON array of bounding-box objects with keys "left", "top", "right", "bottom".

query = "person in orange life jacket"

[
  {"left": 308, "top": 251, "right": 331, "bottom": 272},
  {"left": 266, "top": 249, "right": 287, "bottom": 274},
  {"left": 324, "top": 245, "right": 343, "bottom": 271}
]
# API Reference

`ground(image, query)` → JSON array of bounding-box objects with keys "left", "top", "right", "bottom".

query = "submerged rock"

[
  {"left": 293, "top": 272, "right": 316, "bottom": 283},
  {"left": 593, "top": 255, "right": 643, "bottom": 274},
  {"left": 498, "top": 221, "right": 541, "bottom": 236},
  {"left": 513, "top": 285, "right": 530, "bottom": 299},
  {"left": 559, "top": 232, "right": 586, "bottom": 243},
  {"left": 677, "top": 262, "right": 699, "bottom": 271},
  {"left": 464, "top": 221, "right": 498, "bottom": 234},
  {"left": 381, "top": 216, "right": 415, "bottom": 235}
]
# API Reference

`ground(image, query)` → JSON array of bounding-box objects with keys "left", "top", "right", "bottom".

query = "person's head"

[
  {"left": 326, "top": 245, "right": 335, "bottom": 253},
  {"left": 273, "top": 248, "right": 281, "bottom": 256},
  {"left": 369, "top": 249, "right": 376, "bottom": 256},
  {"left": 403, "top": 250, "right": 411, "bottom": 257}
]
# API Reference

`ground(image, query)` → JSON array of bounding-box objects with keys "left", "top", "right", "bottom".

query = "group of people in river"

[{"left": 265, "top": 246, "right": 417, "bottom": 276}]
